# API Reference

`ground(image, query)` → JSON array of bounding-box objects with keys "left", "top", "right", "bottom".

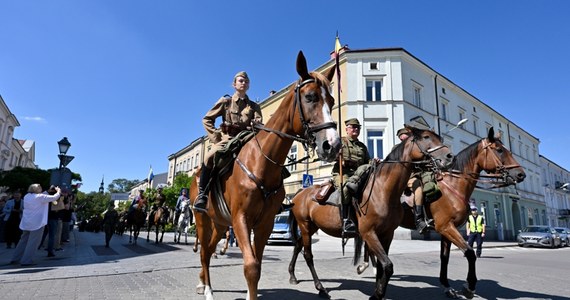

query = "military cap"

[
  {"left": 234, "top": 71, "right": 249, "bottom": 81},
  {"left": 344, "top": 118, "right": 361, "bottom": 126},
  {"left": 405, "top": 116, "right": 431, "bottom": 131},
  {"left": 397, "top": 128, "right": 410, "bottom": 137},
  {"left": 471, "top": 207, "right": 478, "bottom": 211}
]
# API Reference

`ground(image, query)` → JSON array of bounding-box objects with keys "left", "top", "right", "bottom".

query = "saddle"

[{"left": 312, "top": 181, "right": 342, "bottom": 207}]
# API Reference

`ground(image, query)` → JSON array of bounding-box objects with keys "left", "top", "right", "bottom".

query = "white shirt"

[{"left": 20, "top": 192, "right": 61, "bottom": 231}]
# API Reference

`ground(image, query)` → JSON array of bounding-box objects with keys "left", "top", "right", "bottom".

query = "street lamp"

[
  {"left": 57, "top": 137, "right": 74, "bottom": 169},
  {"left": 446, "top": 118, "right": 468, "bottom": 134}
]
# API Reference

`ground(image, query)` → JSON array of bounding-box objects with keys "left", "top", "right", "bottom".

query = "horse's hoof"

[
  {"left": 289, "top": 277, "right": 299, "bottom": 285},
  {"left": 196, "top": 285, "right": 205, "bottom": 295},
  {"left": 212, "top": 253, "right": 218, "bottom": 259},
  {"left": 357, "top": 263, "right": 369, "bottom": 275},
  {"left": 318, "top": 290, "right": 331, "bottom": 299},
  {"left": 444, "top": 287, "right": 459, "bottom": 299},
  {"left": 461, "top": 283, "right": 475, "bottom": 299}
]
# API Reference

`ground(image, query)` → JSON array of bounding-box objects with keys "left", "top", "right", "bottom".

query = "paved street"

[{"left": 0, "top": 228, "right": 568, "bottom": 300}]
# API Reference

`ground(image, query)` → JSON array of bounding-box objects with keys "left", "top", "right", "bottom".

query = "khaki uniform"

[
  {"left": 332, "top": 137, "right": 371, "bottom": 203},
  {"left": 202, "top": 92, "right": 262, "bottom": 166}
]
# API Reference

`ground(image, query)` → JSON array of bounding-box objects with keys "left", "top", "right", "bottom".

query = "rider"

[
  {"left": 149, "top": 187, "right": 167, "bottom": 222},
  {"left": 396, "top": 119, "right": 441, "bottom": 234},
  {"left": 193, "top": 71, "right": 263, "bottom": 213},
  {"left": 332, "top": 118, "right": 374, "bottom": 234},
  {"left": 174, "top": 188, "right": 189, "bottom": 224},
  {"left": 128, "top": 190, "right": 145, "bottom": 217}
]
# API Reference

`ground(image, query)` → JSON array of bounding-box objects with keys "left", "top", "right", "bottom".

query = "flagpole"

[{"left": 334, "top": 33, "right": 347, "bottom": 246}]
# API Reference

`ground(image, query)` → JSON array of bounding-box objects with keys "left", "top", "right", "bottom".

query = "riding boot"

[
  {"left": 194, "top": 164, "right": 212, "bottom": 214},
  {"left": 342, "top": 203, "right": 356, "bottom": 234},
  {"left": 415, "top": 205, "right": 429, "bottom": 234}
]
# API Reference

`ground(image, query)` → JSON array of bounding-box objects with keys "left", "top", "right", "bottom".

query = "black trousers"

[{"left": 467, "top": 232, "right": 484, "bottom": 257}]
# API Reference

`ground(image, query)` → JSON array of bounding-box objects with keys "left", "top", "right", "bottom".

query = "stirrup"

[
  {"left": 193, "top": 198, "right": 208, "bottom": 214},
  {"left": 416, "top": 219, "right": 431, "bottom": 234},
  {"left": 342, "top": 219, "right": 356, "bottom": 234}
]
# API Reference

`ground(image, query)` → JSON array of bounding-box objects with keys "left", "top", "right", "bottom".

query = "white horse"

[{"left": 174, "top": 199, "right": 192, "bottom": 244}]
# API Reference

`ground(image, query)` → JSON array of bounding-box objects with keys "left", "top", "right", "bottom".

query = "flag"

[
  {"left": 148, "top": 166, "right": 154, "bottom": 184},
  {"left": 333, "top": 32, "right": 342, "bottom": 92}
]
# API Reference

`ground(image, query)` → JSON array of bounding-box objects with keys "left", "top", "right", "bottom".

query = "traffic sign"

[{"left": 302, "top": 174, "right": 313, "bottom": 188}]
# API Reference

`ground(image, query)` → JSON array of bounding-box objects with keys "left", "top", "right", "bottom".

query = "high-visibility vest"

[{"left": 468, "top": 215, "right": 484, "bottom": 233}]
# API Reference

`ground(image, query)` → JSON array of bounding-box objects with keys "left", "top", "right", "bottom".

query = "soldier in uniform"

[
  {"left": 396, "top": 120, "right": 440, "bottom": 234},
  {"left": 332, "top": 118, "right": 373, "bottom": 233},
  {"left": 102, "top": 202, "right": 119, "bottom": 248},
  {"left": 194, "top": 71, "right": 263, "bottom": 213}
]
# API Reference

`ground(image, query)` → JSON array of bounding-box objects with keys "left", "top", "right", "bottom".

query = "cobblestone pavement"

[{"left": 0, "top": 228, "right": 532, "bottom": 300}]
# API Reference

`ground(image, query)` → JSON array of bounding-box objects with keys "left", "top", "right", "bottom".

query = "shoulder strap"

[{"left": 223, "top": 94, "right": 232, "bottom": 124}]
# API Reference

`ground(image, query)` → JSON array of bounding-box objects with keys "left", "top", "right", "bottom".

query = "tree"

[
  {"left": 107, "top": 178, "right": 141, "bottom": 193},
  {"left": 74, "top": 191, "right": 111, "bottom": 221},
  {"left": 156, "top": 173, "right": 194, "bottom": 208},
  {"left": 0, "top": 167, "right": 82, "bottom": 193}
]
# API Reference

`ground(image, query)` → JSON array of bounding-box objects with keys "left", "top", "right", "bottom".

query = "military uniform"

[
  {"left": 195, "top": 71, "right": 263, "bottom": 213},
  {"left": 332, "top": 136, "right": 371, "bottom": 203}
]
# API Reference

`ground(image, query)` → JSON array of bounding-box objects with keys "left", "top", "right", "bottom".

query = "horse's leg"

[
  {"left": 438, "top": 224, "right": 477, "bottom": 299},
  {"left": 220, "top": 228, "right": 229, "bottom": 255},
  {"left": 128, "top": 225, "right": 133, "bottom": 244},
  {"left": 146, "top": 219, "right": 151, "bottom": 242},
  {"left": 362, "top": 231, "right": 394, "bottom": 300},
  {"left": 357, "top": 243, "right": 370, "bottom": 275},
  {"left": 439, "top": 237, "right": 460, "bottom": 299},
  {"left": 195, "top": 217, "right": 215, "bottom": 298},
  {"left": 287, "top": 232, "right": 304, "bottom": 285}
]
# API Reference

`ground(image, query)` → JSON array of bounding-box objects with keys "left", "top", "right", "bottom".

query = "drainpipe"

[{"left": 434, "top": 75, "right": 441, "bottom": 135}]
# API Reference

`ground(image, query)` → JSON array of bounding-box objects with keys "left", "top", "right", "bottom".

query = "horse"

[
  {"left": 175, "top": 199, "right": 192, "bottom": 245},
  {"left": 190, "top": 51, "right": 342, "bottom": 300},
  {"left": 127, "top": 203, "right": 146, "bottom": 245},
  {"left": 287, "top": 126, "right": 454, "bottom": 299},
  {"left": 394, "top": 127, "right": 526, "bottom": 298},
  {"left": 147, "top": 206, "right": 170, "bottom": 244}
]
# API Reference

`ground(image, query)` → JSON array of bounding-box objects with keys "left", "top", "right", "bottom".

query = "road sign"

[{"left": 302, "top": 174, "right": 313, "bottom": 188}]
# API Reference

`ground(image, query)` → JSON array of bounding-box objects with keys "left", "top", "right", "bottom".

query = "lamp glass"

[{"left": 58, "top": 137, "right": 71, "bottom": 155}]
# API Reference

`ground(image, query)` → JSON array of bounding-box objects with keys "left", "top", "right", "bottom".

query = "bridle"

[
  {"left": 444, "top": 139, "right": 522, "bottom": 188},
  {"left": 252, "top": 78, "right": 337, "bottom": 167}
]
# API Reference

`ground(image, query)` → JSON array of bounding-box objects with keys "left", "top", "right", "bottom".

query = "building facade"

[
  {"left": 540, "top": 155, "right": 570, "bottom": 228},
  {"left": 0, "top": 95, "right": 36, "bottom": 171}
]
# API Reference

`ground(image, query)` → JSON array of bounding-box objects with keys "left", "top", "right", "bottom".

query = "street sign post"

[{"left": 302, "top": 174, "right": 313, "bottom": 188}]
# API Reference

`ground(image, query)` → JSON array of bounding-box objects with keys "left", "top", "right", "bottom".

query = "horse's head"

[
  {"left": 405, "top": 125, "right": 454, "bottom": 169},
  {"left": 478, "top": 127, "right": 526, "bottom": 185},
  {"left": 290, "top": 51, "right": 341, "bottom": 162}
]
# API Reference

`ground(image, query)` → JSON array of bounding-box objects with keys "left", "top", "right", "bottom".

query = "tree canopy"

[{"left": 107, "top": 178, "right": 142, "bottom": 193}]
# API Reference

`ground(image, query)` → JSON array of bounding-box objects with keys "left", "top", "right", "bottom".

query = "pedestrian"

[
  {"left": 3, "top": 191, "right": 23, "bottom": 248},
  {"left": 332, "top": 118, "right": 374, "bottom": 233},
  {"left": 0, "top": 194, "right": 7, "bottom": 243},
  {"left": 60, "top": 199, "right": 73, "bottom": 243},
  {"left": 102, "top": 202, "right": 119, "bottom": 247},
  {"left": 193, "top": 71, "right": 263, "bottom": 213},
  {"left": 466, "top": 207, "right": 486, "bottom": 258},
  {"left": 11, "top": 184, "right": 61, "bottom": 266}
]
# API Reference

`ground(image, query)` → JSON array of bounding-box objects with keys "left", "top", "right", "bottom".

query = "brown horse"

[
  {"left": 396, "top": 127, "right": 526, "bottom": 298},
  {"left": 190, "top": 51, "right": 342, "bottom": 300},
  {"left": 146, "top": 206, "right": 169, "bottom": 244},
  {"left": 127, "top": 203, "right": 146, "bottom": 245},
  {"left": 288, "top": 126, "right": 454, "bottom": 299}
]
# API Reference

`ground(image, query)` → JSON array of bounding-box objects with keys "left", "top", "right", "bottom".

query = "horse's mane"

[
  {"left": 309, "top": 71, "right": 331, "bottom": 86},
  {"left": 450, "top": 138, "right": 483, "bottom": 171}
]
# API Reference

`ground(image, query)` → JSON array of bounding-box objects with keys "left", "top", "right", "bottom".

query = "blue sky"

[{"left": 1, "top": 1, "right": 569, "bottom": 193}]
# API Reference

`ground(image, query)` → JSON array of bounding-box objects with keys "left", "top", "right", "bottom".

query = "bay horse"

[
  {"left": 175, "top": 199, "right": 192, "bottom": 244},
  {"left": 396, "top": 127, "right": 526, "bottom": 298},
  {"left": 190, "top": 51, "right": 341, "bottom": 300},
  {"left": 127, "top": 203, "right": 146, "bottom": 245},
  {"left": 147, "top": 206, "right": 169, "bottom": 244},
  {"left": 287, "top": 126, "right": 454, "bottom": 299}
]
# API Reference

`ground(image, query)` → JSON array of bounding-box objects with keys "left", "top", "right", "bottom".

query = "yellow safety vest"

[{"left": 468, "top": 215, "right": 484, "bottom": 233}]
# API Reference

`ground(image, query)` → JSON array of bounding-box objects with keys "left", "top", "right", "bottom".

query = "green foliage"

[
  {"left": 159, "top": 173, "right": 194, "bottom": 208},
  {"left": 0, "top": 167, "right": 51, "bottom": 193},
  {"left": 75, "top": 191, "right": 111, "bottom": 221},
  {"left": 107, "top": 178, "right": 141, "bottom": 193}
]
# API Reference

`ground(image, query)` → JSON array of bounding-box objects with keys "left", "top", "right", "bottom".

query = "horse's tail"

[
  {"left": 288, "top": 211, "right": 299, "bottom": 243},
  {"left": 353, "top": 234, "right": 363, "bottom": 266}
]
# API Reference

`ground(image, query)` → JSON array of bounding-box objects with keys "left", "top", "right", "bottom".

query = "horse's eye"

[
  {"left": 422, "top": 135, "right": 431, "bottom": 140},
  {"left": 305, "top": 92, "right": 318, "bottom": 103},
  {"left": 496, "top": 147, "right": 504, "bottom": 154}
]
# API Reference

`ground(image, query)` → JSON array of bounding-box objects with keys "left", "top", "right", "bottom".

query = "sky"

[{"left": 1, "top": 1, "right": 569, "bottom": 193}]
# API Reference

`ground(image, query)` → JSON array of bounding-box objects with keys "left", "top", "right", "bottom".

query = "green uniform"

[{"left": 332, "top": 137, "right": 371, "bottom": 204}]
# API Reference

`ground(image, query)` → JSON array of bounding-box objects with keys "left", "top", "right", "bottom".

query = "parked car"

[
  {"left": 517, "top": 225, "right": 562, "bottom": 248},
  {"left": 268, "top": 210, "right": 295, "bottom": 244},
  {"left": 554, "top": 227, "right": 570, "bottom": 247}
]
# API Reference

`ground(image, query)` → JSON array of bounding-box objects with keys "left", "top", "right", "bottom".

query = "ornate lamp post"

[
  {"left": 57, "top": 137, "right": 74, "bottom": 169},
  {"left": 51, "top": 137, "right": 74, "bottom": 191}
]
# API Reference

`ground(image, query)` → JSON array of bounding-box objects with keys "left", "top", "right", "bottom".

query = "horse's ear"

[
  {"left": 324, "top": 66, "right": 335, "bottom": 82},
  {"left": 296, "top": 51, "right": 311, "bottom": 81},
  {"left": 488, "top": 127, "right": 496, "bottom": 142}
]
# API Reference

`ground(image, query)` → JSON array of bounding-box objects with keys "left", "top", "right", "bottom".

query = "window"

[
  {"left": 366, "top": 79, "right": 382, "bottom": 101},
  {"left": 286, "top": 144, "right": 298, "bottom": 172},
  {"left": 367, "top": 130, "right": 384, "bottom": 159},
  {"left": 472, "top": 119, "right": 479, "bottom": 136},
  {"left": 370, "top": 62, "right": 378, "bottom": 70},
  {"left": 458, "top": 111, "right": 465, "bottom": 129},
  {"left": 413, "top": 86, "right": 422, "bottom": 108},
  {"left": 440, "top": 101, "right": 448, "bottom": 121},
  {"left": 194, "top": 153, "right": 200, "bottom": 168}
]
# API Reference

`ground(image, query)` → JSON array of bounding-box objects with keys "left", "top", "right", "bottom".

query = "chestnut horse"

[
  {"left": 288, "top": 126, "right": 454, "bottom": 299},
  {"left": 190, "top": 51, "right": 341, "bottom": 300},
  {"left": 396, "top": 127, "right": 526, "bottom": 298},
  {"left": 146, "top": 206, "right": 169, "bottom": 244}
]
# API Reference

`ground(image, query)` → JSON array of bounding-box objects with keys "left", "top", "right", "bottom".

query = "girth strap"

[{"left": 236, "top": 157, "right": 282, "bottom": 200}]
